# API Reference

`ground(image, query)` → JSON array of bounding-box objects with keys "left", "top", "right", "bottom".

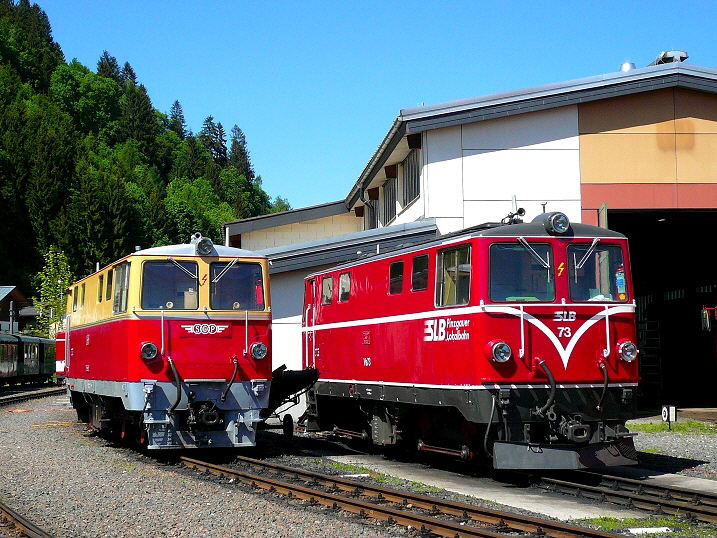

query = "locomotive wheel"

[{"left": 282, "top": 414, "right": 294, "bottom": 438}]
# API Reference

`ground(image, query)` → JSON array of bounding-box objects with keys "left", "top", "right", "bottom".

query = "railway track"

[
  {"left": 181, "top": 455, "right": 617, "bottom": 537},
  {"left": 0, "top": 386, "right": 65, "bottom": 408},
  {"left": 0, "top": 497, "right": 53, "bottom": 538},
  {"left": 539, "top": 470, "right": 717, "bottom": 524}
]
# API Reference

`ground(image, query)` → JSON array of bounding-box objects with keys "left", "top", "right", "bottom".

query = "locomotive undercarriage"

[
  {"left": 68, "top": 377, "right": 270, "bottom": 449},
  {"left": 305, "top": 381, "right": 638, "bottom": 469}
]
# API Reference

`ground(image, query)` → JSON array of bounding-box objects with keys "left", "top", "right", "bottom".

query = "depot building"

[{"left": 224, "top": 50, "right": 717, "bottom": 412}]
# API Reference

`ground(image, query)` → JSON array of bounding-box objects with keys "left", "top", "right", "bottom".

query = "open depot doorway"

[{"left": 607, "top": 210, "right": 717, "bottom": 408}]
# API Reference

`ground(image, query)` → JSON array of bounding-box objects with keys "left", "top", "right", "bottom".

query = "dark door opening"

[{"left": 608, "top": 210, "right": 717, "bottom": 408}]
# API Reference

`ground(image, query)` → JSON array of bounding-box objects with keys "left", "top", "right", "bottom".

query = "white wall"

[{"left": 391, "top": 106, "right": 582, "bottom": 234}]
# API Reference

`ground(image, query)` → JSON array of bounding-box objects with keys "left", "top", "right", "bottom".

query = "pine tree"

[
  {"left": 168, "top": 100, "right": 186, "bottom": 139},
  {"left": 199, "top": 115, "right": 227, "bottom": 168},
  {"left": 120, "top": 61, "right": 136, "bottom": 85},
  {"left": 228, "top": 125, "right": 255, "bottom": 182},
  {"left": 96, "top": 50, "right": 121, "bottom": 83}
]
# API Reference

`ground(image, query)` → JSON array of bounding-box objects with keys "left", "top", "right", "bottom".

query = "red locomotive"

[
  {"left": 301, "top": 211, "right": 639, "bottom": 469},
  {"left": 59, "top": 233, "right": 276, "bottom": 449}
]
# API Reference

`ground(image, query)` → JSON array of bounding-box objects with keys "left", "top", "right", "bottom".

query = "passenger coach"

[{"left": 302, "top": 212, "right": 639, "bottom": 469}]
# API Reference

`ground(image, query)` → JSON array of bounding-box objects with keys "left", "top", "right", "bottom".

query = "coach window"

[
  {"left": 339, "top": 273, "right": 350, "bottom": 302},
  {"left": 112, "top": 262, "right": 131, "bottom": 314},
  {"left": 411, "top": 255, "right": 428, "bottom": 291},
  {"left": 72, "top": 286, "right": 78, "bottom": 312},
  {"left": 141, "top": 260, "right": 197, "bottom": 310},
  {"left": 568, "top": 243, "right": 628, "bottom": 303},
  {"left": 97, "top": 274, "right": 104, "bottom": 303},
  {"left": 436, "top": 245, "right": 471, "bottom": 307},
  {"left": 490, "top": 243, "right": 554, "bottom": 302},
  {"left": 321, "top": 276, "right": 332, "bottom": 305},
  {"left": 210, "top": 261, "right": 265, "bottom": 310},
  {"left": 80, "top": 283, "right": 86, "bottom": 309},
  {"left": 389, "top": 261, "right": 404, "bottom": 294}
]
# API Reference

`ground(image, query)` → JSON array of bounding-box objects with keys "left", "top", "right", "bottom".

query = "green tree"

[
  {"left": 96, "top": 50, "right": 120, "bottom": 83},
  {"left": 168, "top": 100, "right": 186, "bottom": 139},
  {"left": 31, "top": 245, "right": 73, "bottom": 338},
  {"left": 228, "top": 124, "right": 254, "bottom": 182},
  {"left": 118, "top": 82, "right": 159, "bottom": 161},
  {"left": 199, "top": 115, "right": 227, "bottom": 168}
]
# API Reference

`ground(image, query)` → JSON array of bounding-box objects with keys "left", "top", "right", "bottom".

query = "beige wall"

[
  {"left": 579, "top": 88, "right": 717, "bottom": 185},
  {"left": 240, "top": 212, "right": 362, "bottom": 250}
]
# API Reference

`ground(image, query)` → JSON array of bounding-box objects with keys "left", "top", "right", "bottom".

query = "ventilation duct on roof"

[
  {"left": 620, "top": 62, "right": 636, "bottom": 72},
  {"left": 649, "top": 50, "right": 688, "bottom": 66}
]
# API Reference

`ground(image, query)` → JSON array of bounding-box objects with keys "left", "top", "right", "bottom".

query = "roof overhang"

[
  {"left": 345, "top": 62, "right": 717, "bottom": 208},
  {"left": 258, "top": 219, "right": 438, "bottom": 274}
]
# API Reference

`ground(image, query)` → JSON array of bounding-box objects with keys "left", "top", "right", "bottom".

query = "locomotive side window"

[
  {"left": 209, "top": 261, "right": 265, "bottom": 310},
  {"left": 490, "top": 243, "right": 554, "bottom": 302},
  {"left": 97, "top": 275, "right": 104, "bottom": 303},
  {"left": 339, "top": 273, "right": 351, "bottom": 302},
  {"left": 389, "top": 261, "right": 404, "bottom": 294},
  {"left": 105, "top": 270, "right": 113, "bottom": 301},
  {"left": 436, "top": 245, "right": 471, "bottom": 307},
  {"left": 411, "top": 255, "right": 429, "bottom": 291},
  {"left": 321, "top": 276, "right": 333, "bottom": 305},
  {"left": 81, "top": 283, "right": 86, "bottom": 309},
  {"left": 141, "top": 260, "right": 198, "bottom": 310},
  {"left": 568, "top": 244, "right": 627, "bottom": 302},
  {"left": 72, "top": 287, "right": 78, "bottom": 312}
]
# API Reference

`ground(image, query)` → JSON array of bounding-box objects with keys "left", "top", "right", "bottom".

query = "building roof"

[
  {"left": 223, "top": 200, "right": 349, "bottom": 239},
  {"left": 346, "top": 60, "right": 717, "bottom": 208},
  {"left": 0, "top": 286, "right": 29, "bottom": 306},
  {"left": 260, "top": 219, "right": 438, "bottom": 274}
]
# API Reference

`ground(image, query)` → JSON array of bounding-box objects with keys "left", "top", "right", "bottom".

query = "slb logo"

[{"left": 424, "top": 317, "right": 471, "bottom": 342}]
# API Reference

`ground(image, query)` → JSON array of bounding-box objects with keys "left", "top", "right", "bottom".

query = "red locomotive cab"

[
  {"left": 302, "top": 211, "right": 640, "bottom": 469},
  {"left": 64, "top": 233, "right": 275, "bottom": 449}
]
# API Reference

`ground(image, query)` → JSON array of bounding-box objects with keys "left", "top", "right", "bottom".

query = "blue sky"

[{"left": 37, "top": 1, "right": 716, "bottom": 210}]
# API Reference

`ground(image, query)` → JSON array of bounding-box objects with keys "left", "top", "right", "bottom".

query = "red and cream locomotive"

[
  {"left": 302, "top": 211, "right": 639, "bottom": 469},
  {"left": 58, "top": 233, "right": 274, "bottom": 449}
]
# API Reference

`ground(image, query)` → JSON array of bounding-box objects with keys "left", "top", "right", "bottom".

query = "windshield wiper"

[
  {"left": 575, "top": 238, "right": 600, "bottom": 269},
  {"left": 167, "top": 257, "right": 198, "bottom": 279},
  {"left": 211, "top": 257, "right": 240, "bottom": 283},
  {"left": 517, "top": 237, "right": 550, "bottom": 269}
]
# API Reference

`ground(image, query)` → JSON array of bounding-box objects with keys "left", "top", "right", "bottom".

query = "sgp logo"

[{"left": 181, "top": 323, "right": 229, "bottom": 335}]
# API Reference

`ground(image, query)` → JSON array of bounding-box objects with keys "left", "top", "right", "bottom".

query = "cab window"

[
  {"left": 113, "top": 262, "right": 132, "bottom": 313},
  {"left": 436, "top": 245, "right": 471, "bottom": 307},
  {"left": 210, "top": 261, "right": 265, "bottom": 310},
  {"left": 568, "top": 243, "right": 628, "bottom": 302},
  {"left": 490, "top": 243, "right": 554, "bottom": 302},
  {"left": 141, "top": 260, "right": 197, "bottom": 310}
]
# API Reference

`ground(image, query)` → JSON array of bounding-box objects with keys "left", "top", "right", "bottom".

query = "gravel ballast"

[
  {"left": 0, "top": 395, "right": 403, "bottom": 537},
  {"left": 1, "top": 394, "right": 717, "bottom": 537}
]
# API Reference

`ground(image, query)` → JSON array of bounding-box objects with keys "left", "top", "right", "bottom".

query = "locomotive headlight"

[
  {"left": 547, "top": 212, "right": 570, "bottom": 234},
  {"left": 140, "top": 342, "right": 159, "bottom": 361},
  {"left": 250, "top": 342, "right": 268, "bottom": 359},
  {"left": 486, "top": 340, "right": 512, "bottom": 363},
  {"left": 196, "top": 237, "right": 213, "bottom": 256},
  {"left": 617, "top": 339, "right": 638, "bottom": 362}
]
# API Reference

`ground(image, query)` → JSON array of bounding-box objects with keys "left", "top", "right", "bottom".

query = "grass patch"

[
  {"left": 581, "top": 515, "right": 715, "bottom": 535},
  {"left": 628, "top": 421, "right": 717, "bottom": 434},
  {"left": 326, "top": 461, "right": 443, "bottom": 493}
]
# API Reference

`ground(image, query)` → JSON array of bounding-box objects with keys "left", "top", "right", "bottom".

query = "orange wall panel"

[{"left": 578, "top": 90, "right": 674, "bottom": 134}]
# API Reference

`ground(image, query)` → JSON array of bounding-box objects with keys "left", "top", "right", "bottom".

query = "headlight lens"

[
  {"left": 140, "top": 342, "right": 158, "bottom": 361},
  {"left": 548, "top": 212, "right": 570, "bottom": 234},
  {"left": 487, "top": 340, "right": 512, "bottom": 363},
  {"left": 250, "top": 342, "right": 268, "bottom": 359},
  {"left": 617, "top": 339, "right": 638, "bottom": 362}
]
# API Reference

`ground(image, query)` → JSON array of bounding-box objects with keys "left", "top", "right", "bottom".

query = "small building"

[
  {"left": 225, "top": 51, "right": 717, "bottom": 410},
  {"left": 0, "top": 286, "right": 34, "bottom": 333}
]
